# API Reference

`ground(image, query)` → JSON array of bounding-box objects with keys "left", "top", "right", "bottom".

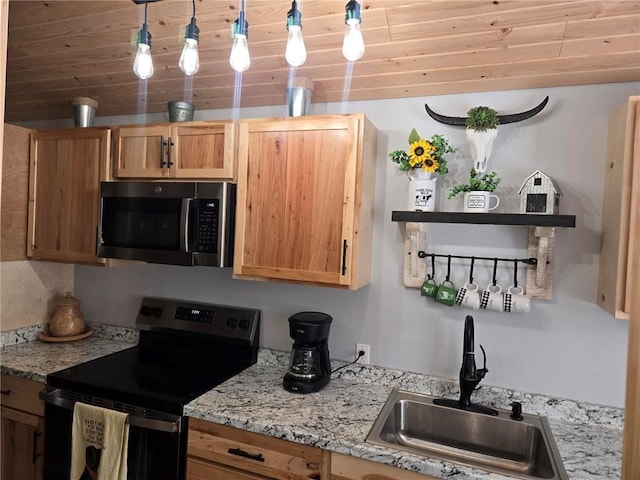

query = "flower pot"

[
  {"left": 463, "top": 191, "right": 499, "bottom": 213},
  {"left": 408, "top": 170, "right": 436, "bottom": 211}
]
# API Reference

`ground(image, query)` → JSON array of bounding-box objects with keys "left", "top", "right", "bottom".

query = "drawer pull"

[
  {"left": 0, "top": 389, "right": 11, "bottom": 395},
  {"left": 228, "top": 447, "right": 265, "bottom": 463}
]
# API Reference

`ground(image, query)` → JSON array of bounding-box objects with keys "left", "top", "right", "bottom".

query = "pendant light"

[
  {"left": 230, "top": 1, "right": 250, "bottom": 72},
  {"left": 285, "top": 1, "right": 306, "bottom": 67},
  {"left": 133, "top": 1, "right": 154, "bottom": 80},
  {"left": 179, "top": 0, "right": 200, "bottom": 75},
  {"left": 342, "top": 0, "right": 365, "bottom": 62}
]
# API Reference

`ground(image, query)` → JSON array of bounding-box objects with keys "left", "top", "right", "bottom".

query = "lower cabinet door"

[
  {"left": 187, "top": 457, "right": 267, "bottom": 480},
  {"left": 0, "top": 406, "right": 44, "bottom": 480}
]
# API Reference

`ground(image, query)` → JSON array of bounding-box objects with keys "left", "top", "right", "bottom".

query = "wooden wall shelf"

[
  {"left": 394, "top": 212, "right": 577, "bottom": 300},
  {"left": 391, "top": 211, "right": 576, "bottom": 228}
]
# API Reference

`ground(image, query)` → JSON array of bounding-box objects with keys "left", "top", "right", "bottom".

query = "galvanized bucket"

[{"left": 167, "top": 101, "right": 194, "bottom": 122}]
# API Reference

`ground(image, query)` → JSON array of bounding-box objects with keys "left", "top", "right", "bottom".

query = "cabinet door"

[
  {"left": 234, "top": 116, "right": 364, "bottom": 288},
  {"left": 114, "top": 125, "right": 170, "bottom": 178},
  {"left": 0, "top": 407, "right": 44, "bottom": 480},
  {"left": 27, "top": 128, "right": 110, "bottom": 265},
  {"left": 172, "top": 122, "right": 235, "bottom": 179}
]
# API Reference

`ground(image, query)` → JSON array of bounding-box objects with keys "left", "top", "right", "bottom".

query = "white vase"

[{"left": 407, "top": 170, "right": 437, "bottom": 211}]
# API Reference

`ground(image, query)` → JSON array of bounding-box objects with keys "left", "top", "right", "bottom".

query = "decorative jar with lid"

[{"left": 49, "top": 292, "right": 86, "bottom": 337}]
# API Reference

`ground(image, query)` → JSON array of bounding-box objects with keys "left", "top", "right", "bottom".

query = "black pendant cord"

[{"left": 144, "top": 0, "right": 148, "bottom": 27}]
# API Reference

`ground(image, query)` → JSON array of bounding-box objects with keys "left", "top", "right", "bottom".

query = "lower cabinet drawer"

[
  {"left": 188, "top": 418, "right": 326, "bottom": 480},
  {"left": 0, "top": 374, "right": 44, "bottom": 416},
  {"left": 187, "top": 457, "right": 267, "bottom": 480},
  {"left": 331, "top": 452, "right": 440, "bottom": 480}
]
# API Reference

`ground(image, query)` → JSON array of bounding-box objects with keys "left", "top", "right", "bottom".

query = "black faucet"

[
  {"left": 459, "top": 315, "right": 488, "bottom": 407},
  {"left": 434, "top": 315, "right": 498, "bottom": 415}
]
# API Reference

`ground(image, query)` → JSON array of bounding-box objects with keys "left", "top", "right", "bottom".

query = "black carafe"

[{"left": 283, "top": 312, "right": 332, "bottom": 394}]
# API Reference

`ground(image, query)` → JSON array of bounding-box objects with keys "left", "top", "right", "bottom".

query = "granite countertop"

[
  {"left": 185, "top": 350, "right": 623, "bottom": 480},
  {"left": 1, "top": 326, "right": 623, "bottom": 479},
  {"left": 0, "top": 323, "right": 138, "bottom": 382}
]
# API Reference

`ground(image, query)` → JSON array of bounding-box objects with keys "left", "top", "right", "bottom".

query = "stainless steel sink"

[{"left": 366, "top": 389, "right": 568, "bottom": 480}]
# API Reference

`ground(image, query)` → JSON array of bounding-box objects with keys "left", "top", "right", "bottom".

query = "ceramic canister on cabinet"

[{"left": 49, "top": 292, "right": 86, "bottom": 337}]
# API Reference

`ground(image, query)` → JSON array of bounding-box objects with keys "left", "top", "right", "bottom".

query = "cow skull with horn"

[{"left": 424, "top": 96, "right": 549, "bottom": 173}]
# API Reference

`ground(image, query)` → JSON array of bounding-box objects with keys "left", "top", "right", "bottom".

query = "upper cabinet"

[
  {"left": 113, "top": 121, "right": 235, "bottom": 180},
  {"left": 233, "top": 114, "right": 378, "bottom": 290},
  {"left": 27, "top": 128, "right": 111, "bottom": 265},
  {"left": 598, "top": 96, "right": 640, "bottom": 320}
]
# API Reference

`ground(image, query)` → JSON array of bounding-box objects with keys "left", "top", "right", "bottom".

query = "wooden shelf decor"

[
  {"left": 393, "top": 212, "right": 577, "bottom": 299},
  {"left": 391, "top": 211, "right": 576, "bottom": 227}
]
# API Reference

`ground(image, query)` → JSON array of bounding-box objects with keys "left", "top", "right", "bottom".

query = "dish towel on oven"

[{"left": 70, "top": 402, "right": 129, "bottom": 480}]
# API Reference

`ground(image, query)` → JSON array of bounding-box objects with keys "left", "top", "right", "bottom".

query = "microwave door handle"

[{"left": 180, "top": 198, "right": 191, "bottom": 252}]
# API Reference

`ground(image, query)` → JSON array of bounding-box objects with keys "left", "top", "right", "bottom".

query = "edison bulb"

[
  {"left": 230, "top": 35, "right": 251, "bottom": 72},
  {"left": 179, "top": 38, "right": 200, "bottom": 75},
  {"left": 286, "top": 25, "right": 306, "bottom": 67},
  {"left": 342, "top": 20, "right": 365, "bottom": 62},
  {"left": 133, "top": 43, "right": 154, "bottom": 79}
]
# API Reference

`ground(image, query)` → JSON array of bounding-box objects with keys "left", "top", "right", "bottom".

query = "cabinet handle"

[
  {"left": 160, "top": 136, "right": 167, "bottom": 167},
  {"left": 0, "top": 389, "right": 11, "bottom": 395},
  {"left": 341, "top": 239, "right": 348, "bottom": 276},
  {"left": 32, "top": 431, "right": 41, "bottom": 464},
  {"left": 227, "top": 447, "right": 265, "bottom": 463},
  {"left": 167, "top": 137, "right": 175, "bottom": 168}
]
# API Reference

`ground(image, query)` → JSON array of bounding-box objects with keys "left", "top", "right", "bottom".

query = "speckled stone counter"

[
  {"left": 185, "top": 349, "right": 623, "bottom": 480},
  {"left": 0, "top": 323, "right": 138, "bottom": 382}
]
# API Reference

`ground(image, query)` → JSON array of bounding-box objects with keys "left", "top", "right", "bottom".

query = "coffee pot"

[
  {"left": 283, "top": 312, "right": 332, "bottom": 394},
  {"left": 49, "top": 292, "right": 86, "bottom": 337}
]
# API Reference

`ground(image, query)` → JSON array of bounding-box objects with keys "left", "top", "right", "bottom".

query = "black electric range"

[{"left": 40, "top": 297, "right": 260, "bottom": 480}]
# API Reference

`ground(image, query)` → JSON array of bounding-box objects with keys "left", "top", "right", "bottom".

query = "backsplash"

[{"left": 69, "top": 82, "right": 637, "bottom": 408}]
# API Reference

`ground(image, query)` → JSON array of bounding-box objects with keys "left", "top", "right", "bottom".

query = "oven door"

[{"left": 41, "top": 388, "right": 187, "bottom": 480}]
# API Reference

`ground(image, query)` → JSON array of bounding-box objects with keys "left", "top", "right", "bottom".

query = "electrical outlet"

[{"left": 356, "top": 343, "right": 371, "bottom": 364}]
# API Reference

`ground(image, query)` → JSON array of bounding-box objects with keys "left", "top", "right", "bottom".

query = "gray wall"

[{"left": 73, "top": 82, "right": 639, "bottom": 408}]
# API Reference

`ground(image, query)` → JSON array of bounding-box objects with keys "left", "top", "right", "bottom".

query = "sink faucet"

[
  {"left": 459, "top": 315, "right": 488, "bottom": 407},
  {"left": 434, "top": 315, "right": 498, "bottom": 415}
]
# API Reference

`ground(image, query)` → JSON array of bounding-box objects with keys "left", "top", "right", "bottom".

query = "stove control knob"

[
  {"left": 227, "top": 317, "right": 238, "bottom": 328},
  {"left": 239, "top": 318, "right": 251, "bottom": 330},
  {"left": 151, "top": 308, "right": 162, "bottom": 317},
  {"left": 139, "top": 306, "right": 152, "bottom": 316}
]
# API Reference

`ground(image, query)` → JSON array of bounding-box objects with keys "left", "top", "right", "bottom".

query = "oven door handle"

[{"left": 39, "top": 388, "right": 182, "bottom": 434}]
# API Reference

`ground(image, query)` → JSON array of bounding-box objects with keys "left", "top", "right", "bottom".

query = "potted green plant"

[
  {"left": 449, "top": 168, "right": 501, "bottom": 213},
  {"left": 465, "top": 106, "right": 499, "bottom": 173},
  {"left": 466, "top": 106, "right": 499, "bottom": 131}
]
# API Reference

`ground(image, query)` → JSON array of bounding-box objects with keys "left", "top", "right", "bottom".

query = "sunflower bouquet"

[{"left": 389, "top": 129, "right": 456, "bottom": 175}]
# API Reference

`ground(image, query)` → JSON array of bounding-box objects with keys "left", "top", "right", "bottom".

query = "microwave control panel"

[{"left": 194, "top": 199, "right": 218, "bottom": 252}]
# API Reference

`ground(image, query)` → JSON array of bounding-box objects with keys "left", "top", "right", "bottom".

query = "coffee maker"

[{"left": 283, "top": 312, "right": 332, "bottom": 394}]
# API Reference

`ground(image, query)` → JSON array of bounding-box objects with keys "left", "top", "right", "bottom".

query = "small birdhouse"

[{"left": 518, "top": 170, "right": 561, "bottom": 215}]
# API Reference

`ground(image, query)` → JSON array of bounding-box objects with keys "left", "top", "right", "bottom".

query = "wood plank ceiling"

[{"left": 4, "top": 0, "right": 640, "bottom": 122}]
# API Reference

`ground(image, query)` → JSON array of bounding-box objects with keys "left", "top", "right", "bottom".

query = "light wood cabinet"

[
  {"left": 27, "top": 128, "right": 111, "bottom": 265},
  {"left": 0, "top": 374, "right": 45, "bottom": 480},
  {"left": 233, "top": 114, "right": 377, "bottom": 289},
  {"left": 1, "top": 124, "right": 30, "bottom": 261},
  {"left": 331, "top": 452, "right": 439, "bottom": 480},
  {"left": 114, "top": 121, "right": 235, "bottom": 180},
  {"left": 187, "top": 418, "right": 329, "bottom": 480},
  {"left": 598, "top": 96, "right": 640, "bottom": 320}
]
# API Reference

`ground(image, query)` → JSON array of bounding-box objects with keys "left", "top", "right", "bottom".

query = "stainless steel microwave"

[{"left": 97, "top": 182, "right": 235, "bottom": 267}]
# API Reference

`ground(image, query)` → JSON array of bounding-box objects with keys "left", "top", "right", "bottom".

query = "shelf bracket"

[
  {"left": 404, "top": 222, "right": 428, "bottom": 287},
  {"left": 526, "top": 226, "right": 556, "bottom": 300}
]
